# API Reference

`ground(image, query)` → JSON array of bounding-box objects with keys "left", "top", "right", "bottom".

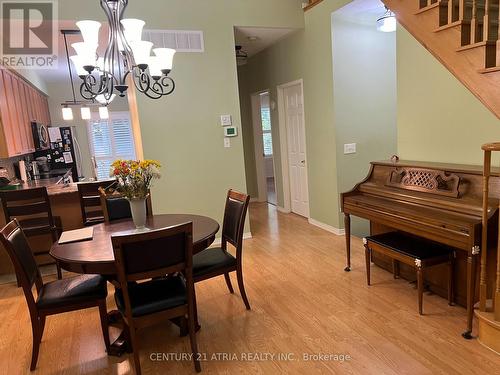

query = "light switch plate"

[
  {"left": 220, "top": 115, "right": 232, "bottom": 126},
  {"left": 224, "top": 138, "right": 231, "bottom": 148},
  {"left": 344, "top": 143, "right": 356, "bottom": 154}
]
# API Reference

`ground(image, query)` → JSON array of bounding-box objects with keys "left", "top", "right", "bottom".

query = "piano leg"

[
  {"left": 463, "top": 252, "right": 478, "bottom": 339},
  {"left": 344, "top": 214, "right": 351, "bottom": 272}
]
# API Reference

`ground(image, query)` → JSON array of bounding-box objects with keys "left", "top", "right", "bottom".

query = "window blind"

[
  {"left": 87, "top": 111, "right": 136, "bottom": 180},
  {"left": 261, "top": 107, "right": 273, "bottom": 156}
]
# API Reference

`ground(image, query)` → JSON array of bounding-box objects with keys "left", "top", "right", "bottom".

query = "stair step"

[
  {"left": 478, "top": 66, "right": 500, "bottom": 73},
  {"left": 457, "top": 40, "right": 496, "bottom": 52},
  {"left": 415, "top": 2, "right": 440, "bottom": 15}
]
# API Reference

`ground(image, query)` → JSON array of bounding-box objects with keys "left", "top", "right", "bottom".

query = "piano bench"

[{"left": 363, "top": 232, "right": 455, "bottom": 315}]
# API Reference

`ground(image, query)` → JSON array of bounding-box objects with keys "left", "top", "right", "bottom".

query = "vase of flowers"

[{"left": 111, "top": 159, "right": 161, "bottom": 229}]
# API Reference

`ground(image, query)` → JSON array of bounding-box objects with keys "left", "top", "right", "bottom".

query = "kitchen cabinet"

[{"left": 0, "top": 68, "right": 51, "bottom": 158}]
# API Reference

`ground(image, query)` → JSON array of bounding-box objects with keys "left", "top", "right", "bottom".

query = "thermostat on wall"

[{"left": 224, "top": 126, "right": 238, "bottom": 137}]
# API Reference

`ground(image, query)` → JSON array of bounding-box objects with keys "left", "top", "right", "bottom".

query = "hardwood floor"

[{"left": 0, "top": 203, "right": 499, "bottom": 374}]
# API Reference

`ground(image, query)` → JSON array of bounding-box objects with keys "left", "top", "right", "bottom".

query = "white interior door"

[{"left": 284, "top": 83, "right": 309, "bottom": 217}]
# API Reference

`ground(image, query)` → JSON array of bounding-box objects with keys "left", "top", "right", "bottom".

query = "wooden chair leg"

[
  {"left": 56, "top": 262, "right": 62, "bottom": 280},
  {"left": 188, "top": 304, "right": 201, "bottom": 372},
  {"left": 393, "top": 260, "right": 400, "bottom": 279},
  {"left": 417, "top": 267, "right": 424, "bottom": 315},
  {"left": 128, "top": 326, "right": 142, "bottom": 375},
  {"left": 30, "top": 315, "right": 44, "bottom": 371},
  {"left": 364, "top": 243, "right": 371, "bottom": 286},
  {"left": 236, "top": 267, "right": 251, "bottom": 310},
  {"left": 98, "top": 300, "right": 111, "bottom": 352},
  {"left": 224, "top": 273, "right": 234, "bottom": 294},
  {"left": 192, "top": 285, "right": 200, "bottom": 331}
]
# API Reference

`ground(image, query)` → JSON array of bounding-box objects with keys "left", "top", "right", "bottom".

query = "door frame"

[
  {"left": 277, "top": 79, "right": 310, "bottom": 216},
  {"left": 250, "top": 89, "right": 271, "bottom": 202}
]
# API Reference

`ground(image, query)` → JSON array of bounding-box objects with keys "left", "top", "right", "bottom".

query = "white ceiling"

[
  {"left": 234, "top": 27, "right": 297, "bottom": 58},
  {"left": 333, "top": 0, "right": 387, "bottom": 25}
]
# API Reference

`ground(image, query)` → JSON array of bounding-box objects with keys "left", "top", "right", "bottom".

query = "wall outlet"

[
  {"left": 220, "top": 115, "right": 232, "bottom": 126},
  {"left": 344, "top": 143, "right": 356, "bottom": 154},
  {"left": 224, "top": 138, "right": 231, "bottom": 148}
]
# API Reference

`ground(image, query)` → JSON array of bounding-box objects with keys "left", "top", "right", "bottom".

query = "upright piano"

[{"left": 341, "top": 160, "right": 500, "bottom": 338}]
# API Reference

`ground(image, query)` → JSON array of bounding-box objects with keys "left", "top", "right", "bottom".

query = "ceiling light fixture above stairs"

[{"left": 377, "top": 6, "right": 397, "bottom": 32}]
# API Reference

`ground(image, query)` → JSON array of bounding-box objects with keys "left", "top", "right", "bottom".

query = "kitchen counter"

[{"left": 20, "top": 178, "right": 78, "bottom": 195}]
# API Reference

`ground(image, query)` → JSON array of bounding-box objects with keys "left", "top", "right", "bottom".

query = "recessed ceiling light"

[{"left": 247, "top": 36, "right": 259, "bottom": 42}]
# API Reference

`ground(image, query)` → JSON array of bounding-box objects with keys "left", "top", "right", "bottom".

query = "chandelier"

[{"left": 70, "top": 0, "right": 176, "bottom": 104}]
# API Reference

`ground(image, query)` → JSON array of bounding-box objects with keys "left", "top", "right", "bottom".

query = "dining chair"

[
  {"left": 193, "top": 190, "right": 251, "bottom": 310},
  {"left": 0, "top": 187, "right": 63, "bottom": 281},
  {"left": 99, "top": 187, "right": 153, "bottom": 223},
  {"left": 77, "top": 180, "right": 114, "bottom": 226},
  {"left": 112, "top": 222, "right": 201, "bottom": 375},
  {"left": 0, "top": 219, "right": 110, "bottom": 371}
]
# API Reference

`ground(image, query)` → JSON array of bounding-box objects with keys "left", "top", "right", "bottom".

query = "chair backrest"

[
  {"left": 112, "top": 222, "right": 193, "bottom": 282},
  {"left": 0, "top": 187, "right": 56, "bottom": 238},
  {"left": 99, "top": 187, "right": 153, "bottom": 223},
  {"left": 77, "top": 180, "right": 114, "bottom": 225},
  {"left": 0, "top": 220, "right": 43, "bottom": 298},
  {"left": 222, "top": 190, "right": 250, "bottom": 251}
]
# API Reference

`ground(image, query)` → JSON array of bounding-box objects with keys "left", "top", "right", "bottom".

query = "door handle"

[{"left": 300, "top": 160, "right": 306, "bottom": 164}]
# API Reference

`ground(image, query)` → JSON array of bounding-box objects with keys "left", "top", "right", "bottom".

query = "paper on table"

[
  {"left": 63, "top": 152, "right": 73, "bottom": 163},
  {"left": 48, "top": 127, "right": 62, "bottom": 142},
  {"left": 58, "top": 227, "right": 94, "bottom": 244}
]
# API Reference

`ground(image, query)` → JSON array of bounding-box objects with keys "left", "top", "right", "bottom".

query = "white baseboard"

[
  {"left": 308, "top": 218, "right": 345, "bottom": 236},
  {"left": 210, "top": 232, "right": 253, "bottom": 247},
  {"left": 250, "top": 198, "right": 259, "bottom": 203},
  {"left": 276, "top": 206, "right": 291, "bottom": 213}
]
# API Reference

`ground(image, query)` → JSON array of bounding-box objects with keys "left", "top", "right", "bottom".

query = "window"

[
  {"left": 261, "top": 106, "right": 273, "bottom": 156},
  {"left": 87, "top": 111, "right": 136, "bottom": 180}
]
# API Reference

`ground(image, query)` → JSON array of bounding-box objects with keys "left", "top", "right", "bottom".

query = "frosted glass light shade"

[
  {"left": 129, "top": 41, "right": 153, "bottom": 67},
  {"left": 72, "top": 42, "right": 98, "bottom": 68},
  {"left": 99, "top": 106, "right": 109, "bottom": 119},
  {"left": 62, "top": 107, "right": 74, "bottom": 121},
  {"left": 81, "top": 106, "right": 91, "bottom": 120},
  {"left": 121, "top": 19, "right": 145, "bottom": 44},
  {"left": 69, "top": 55, "right": 87, "bottom": 76},
  {"left": 96, "top": 94, "right": 116, "bottom": 104},
  {"left": 148, "top": 56, "right": 163, "bottom": 78},
  {"left": 153, "top": 48, "right": 176, "bottom": 71},
  {"left": 76, "top": 20, "right": 102, "bottom": 46},
  {"left": 96, "top": 57, "right": 105, "bottom": 75},
  {"left": 377, "top": 13, "right": 396, "bottom": 32}
]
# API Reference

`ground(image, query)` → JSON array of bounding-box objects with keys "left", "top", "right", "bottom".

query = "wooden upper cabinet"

[{"left": 0, "top": 68, "right": 50, "bottom": 158}]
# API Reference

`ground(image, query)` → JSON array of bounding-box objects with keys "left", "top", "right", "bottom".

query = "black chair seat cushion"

[
  {"left": 114, "top": 275, "right": 187, "bottom": 317},
  {"left": 37, "top": 274, "right": 107, "bottom": 309},
  {"left": 366, "top": 232, "right": 452, "bottom": 260},
  {"left": 193, "top": 248, "right": 236, "bottom": 278},
  {"left": 106, "top": 197, "right": 132, "bottom": 221}
]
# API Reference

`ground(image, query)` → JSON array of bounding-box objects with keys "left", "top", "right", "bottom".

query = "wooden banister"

[{"left": 303, "top": 0, "right": 324, "bottom": 11}]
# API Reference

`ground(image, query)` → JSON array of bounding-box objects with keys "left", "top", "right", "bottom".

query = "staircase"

[{"left": 383, "top": 0, "right": 500, "bottom": 119}]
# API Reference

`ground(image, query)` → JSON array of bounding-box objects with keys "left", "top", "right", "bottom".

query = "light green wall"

[
  {"left": 58, "top": 0, "right": 305, "bottom": 228},
  {"left": 397, "top": 26, "right": 500, "bottom": 164},
  {"left": 332, "top": 17, "right": 397, "bottom": 236}
]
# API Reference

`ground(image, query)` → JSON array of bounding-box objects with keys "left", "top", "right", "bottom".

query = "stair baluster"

[{"left": 460, "top": 0, "right": 473, "bottom": 45}]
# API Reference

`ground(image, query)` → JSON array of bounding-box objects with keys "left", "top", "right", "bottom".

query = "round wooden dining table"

[{"left": 50, "top": 214, "right": 220, "bottom": 276}]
